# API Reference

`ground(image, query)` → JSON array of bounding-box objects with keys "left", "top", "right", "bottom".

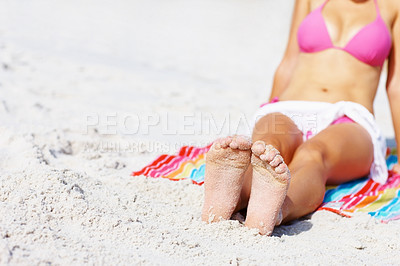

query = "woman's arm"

[
  {"left": 269, "top": 0, "right": 310, "bottom": 100},
  {"left": 386, "top": 5, "right": 400, "bottom": 173}
]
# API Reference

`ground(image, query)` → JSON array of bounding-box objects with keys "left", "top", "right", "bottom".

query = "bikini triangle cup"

[{"left": 297, "top": 0, "right": 392, "bottom": 67}]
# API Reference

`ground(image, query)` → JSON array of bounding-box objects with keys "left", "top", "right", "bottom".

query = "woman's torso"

[{"left": 279, "top": 0, "right": 397, "bottom": 114}]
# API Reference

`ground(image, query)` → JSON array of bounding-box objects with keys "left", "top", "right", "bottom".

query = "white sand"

[{"left": 1, "top": 0, "right": 399, "bottom": 264}]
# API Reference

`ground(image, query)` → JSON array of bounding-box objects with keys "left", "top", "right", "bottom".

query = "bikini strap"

[
  {"left": 320, "top": 0, "right": 329, "bottom": 10},
  {"left": 373, "top": 0, "right": 381, "bottom": 17}
]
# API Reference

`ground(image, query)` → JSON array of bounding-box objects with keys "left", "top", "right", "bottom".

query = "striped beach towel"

[
  {"left": 132, "top": 144, "right": 212, "bottom": 185},
  {"left": 132, "top": 146, "right": 400, "bottom": 222}
]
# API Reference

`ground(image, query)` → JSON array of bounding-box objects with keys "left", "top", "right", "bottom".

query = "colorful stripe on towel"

[
  {"left": 318, "top": 170, "right": 400, "bottom": 222},
  {"left": 132, "top": 144, "right": 400, "bottom": 222},
  {"left": 132, "top": 144, "right": 212, "bottom": 185}
]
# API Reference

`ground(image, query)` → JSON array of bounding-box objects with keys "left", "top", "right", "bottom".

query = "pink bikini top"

[{"left": 297, "top": 0, "right": 391, "bottom": 67}]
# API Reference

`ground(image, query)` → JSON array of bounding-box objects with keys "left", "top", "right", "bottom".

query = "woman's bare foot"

[
  {"left": 245, "top": 140, "right": 290, "bottom": 235},
  {"left": 201, "top": 135, "right": 252, "bottom": 223}
]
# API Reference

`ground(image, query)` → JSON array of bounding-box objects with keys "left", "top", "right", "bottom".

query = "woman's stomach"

[{"left": 279, "top": 51, "right": 381, "bottom": 113}]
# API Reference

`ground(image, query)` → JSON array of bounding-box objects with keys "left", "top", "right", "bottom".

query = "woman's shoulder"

[
  {"left": 382, "top": 0, "right": 400, "bottom": 18},
  {"left": 386, "top": 0, "right": 400, "bottom": 8}
]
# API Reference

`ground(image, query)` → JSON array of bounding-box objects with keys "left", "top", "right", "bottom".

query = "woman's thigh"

[
  {"left": 252, "top": 112, "right": 303, "bottom": 163},
  {"left": 292, "top": 122, "right": 374, "bottom": 185}
]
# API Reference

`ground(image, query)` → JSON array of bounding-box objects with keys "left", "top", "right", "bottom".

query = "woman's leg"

[
  {"left": 281, "top": 122, "right": 374, "bottom": 223},
  {"left": 244, "top": 122, "right": 374, "bottom": 234},
  {"left": 236, "top": 112, "right": 303, "bottom": 211}
]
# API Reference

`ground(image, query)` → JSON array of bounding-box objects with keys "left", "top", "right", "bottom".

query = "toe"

[
  {"left": 275, "top": 163, "right": 289, "bottom": 175},
  {"left": 235, "top": 135, "right": 252, "bottom": 150},
  {"left": 220, "top": 136, "right": 233, "bottom": 148},
  {"left": 270, "top": 154, "right": 283, "bottom": 167},
  {"left": 265, "top": 145, "right": 280, "bottom": 162},
  {"left": 213, "top": 142, "right": 222, "bottom": 150},
  {"left": 251, "top": 140, "right": 266, "bottom": 156},
  {"left": 260, "top": 153, "right": 268, "bottom": 161},
  {"left": 229, "top": 138, "right": 239, "bottom": 149},
  {"left": 230, "top": 135, "right": 252, "bottom": 150}
]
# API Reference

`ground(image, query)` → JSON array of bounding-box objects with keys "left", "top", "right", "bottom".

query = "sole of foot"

[
  {"left": 201, "top": 135, "right": 252, "bottom": 223},
  {"left": 244, "top": 140, "right": 290, "bottom": 235}
]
